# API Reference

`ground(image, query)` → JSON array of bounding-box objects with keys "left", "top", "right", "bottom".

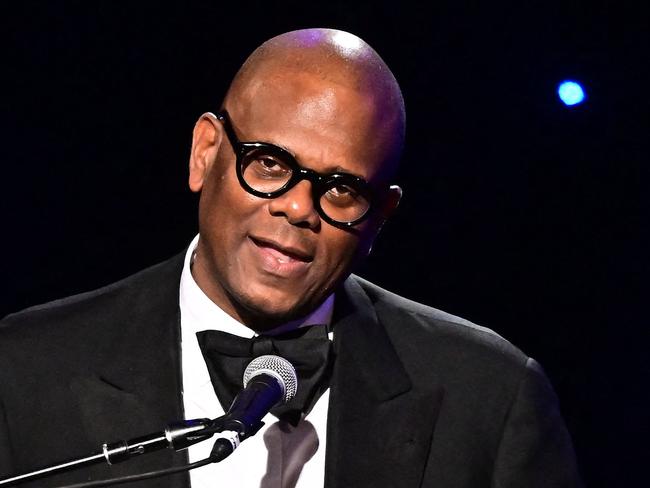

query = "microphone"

[{"left": 210, "top": 355, "right": 297, "bottom": 461}]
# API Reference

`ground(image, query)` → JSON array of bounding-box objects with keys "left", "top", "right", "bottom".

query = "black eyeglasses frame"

[{"left": 216, "top": 110, "right": 377, "bottom": 228}]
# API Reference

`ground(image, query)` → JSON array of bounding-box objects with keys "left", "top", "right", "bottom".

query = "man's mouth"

[{"left": 249, "top": 236, "right": 314, "bottom": 265}]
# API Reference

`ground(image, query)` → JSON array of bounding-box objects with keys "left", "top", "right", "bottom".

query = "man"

[{"left": 0, "top": 29, "right": 581, "bottom": 487}]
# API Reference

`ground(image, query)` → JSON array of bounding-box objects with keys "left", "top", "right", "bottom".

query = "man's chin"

[{"left": 227, "top": 289, "right": 315, "bottom": 332}]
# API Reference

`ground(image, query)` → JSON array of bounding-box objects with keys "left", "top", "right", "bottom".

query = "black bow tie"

[{"left": 196, "top": 325, "right": 333, "bottom": 425}]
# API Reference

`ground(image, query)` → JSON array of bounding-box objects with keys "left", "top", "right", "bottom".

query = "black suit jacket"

[{"left": 0, "top": 253, "right": 582, "bottom": 487}]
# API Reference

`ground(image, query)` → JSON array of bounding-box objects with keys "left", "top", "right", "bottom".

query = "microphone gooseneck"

[{"left": 209, "top": 355, "right": 298, "bottom": 461}]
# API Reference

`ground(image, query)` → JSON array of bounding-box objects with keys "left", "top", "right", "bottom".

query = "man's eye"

[
  {"left": 324, "top": 185, "right": 361, "bottom": 206},
  {"left": 250, "top": 157, "right": 291, "bottom": 178},
  {"left": 329, "top": 185, "right": 354, "bottom": 197}
]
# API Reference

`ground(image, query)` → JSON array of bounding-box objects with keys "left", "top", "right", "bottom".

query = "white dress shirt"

[{"left": 179, "top": 235, "right": 333, "bottom": 488}]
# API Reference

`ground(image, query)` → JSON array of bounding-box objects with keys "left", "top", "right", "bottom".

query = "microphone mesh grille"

[{"left": 243, "top": 355, "right": 298, "bottom": 404}]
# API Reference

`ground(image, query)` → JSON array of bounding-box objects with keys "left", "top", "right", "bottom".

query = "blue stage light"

[{"left": 558, "top": 81, "right": 586, "bottom": 106}]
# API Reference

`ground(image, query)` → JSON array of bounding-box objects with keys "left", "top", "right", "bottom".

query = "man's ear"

[
  {"left": 362, "top": 185, "right": 403, "bottom": 258},
  {"left": 188, "top": 112, "right": 223, "bottom": 193},
  {"left": 379, "top": 184, "right": 403, "bottom": 220}
]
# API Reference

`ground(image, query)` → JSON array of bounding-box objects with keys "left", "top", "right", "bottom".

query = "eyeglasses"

[{"left": 216, "top": 110, "right": 376, "bottom": 228}]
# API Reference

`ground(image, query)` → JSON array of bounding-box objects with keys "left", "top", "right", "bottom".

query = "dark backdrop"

[{"left": 1, "top": 1, "right": 647, "bottom": 486}]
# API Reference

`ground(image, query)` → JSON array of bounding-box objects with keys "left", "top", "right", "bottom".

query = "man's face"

[{"left": 189, "top": 71, "right": 400, "bottom": 329}]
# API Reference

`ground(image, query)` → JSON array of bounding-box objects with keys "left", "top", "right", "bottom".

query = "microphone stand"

[{"left": 0, "top": 416, "right": 246, "bottom": 487}]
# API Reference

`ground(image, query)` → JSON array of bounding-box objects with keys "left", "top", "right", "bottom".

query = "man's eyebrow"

[
  {"left": 260, "top": 138, "right": 368, "bottom": 181},
  {"left": 288, "top": 153, "right": 367, "bottom": 180},
  {"left": 321, "top": 164, "right": 366, "bottom": 180}
]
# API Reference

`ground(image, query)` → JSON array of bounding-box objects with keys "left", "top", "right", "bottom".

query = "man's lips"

[{"left": 249, "top": 236, "right": 314, "bottom": 263}]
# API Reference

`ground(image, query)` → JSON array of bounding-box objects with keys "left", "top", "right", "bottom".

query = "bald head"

[{"left": 223, "top": 28, "right": 406, "bottom": 177}]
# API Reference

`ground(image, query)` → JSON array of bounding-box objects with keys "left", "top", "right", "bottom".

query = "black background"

[{"left": 1, "top": 1, "right": 648, "bottom": 486}]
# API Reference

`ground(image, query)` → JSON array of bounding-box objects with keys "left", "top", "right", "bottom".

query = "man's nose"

[{"left": 267, "top": 180, "right": 320, "bottom": 229}]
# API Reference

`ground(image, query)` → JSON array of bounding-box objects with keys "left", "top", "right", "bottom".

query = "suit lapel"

[
  {"left": 325, "top": 276, "right": 443, "bottom": 488},
  {"left": 68, "top": 253, "right": 190, "bottom": 487}
]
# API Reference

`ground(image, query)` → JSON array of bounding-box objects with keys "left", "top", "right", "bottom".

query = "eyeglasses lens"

[{"left": 241, "top": 149, "right": 292, "bottom": 193}]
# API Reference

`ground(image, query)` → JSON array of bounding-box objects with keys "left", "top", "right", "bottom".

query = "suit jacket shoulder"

[
  {"left": 337, "top": 275, "right": 582, "bottom": 488},
  {"left": 0, "top": 253, "right": 188, "bottom": 487},
  {"left": 352, "top": 274, "right": 529, "bottom": 371},
  {"left": 1, "top": 253, "right": 185, "bottom": 333}
]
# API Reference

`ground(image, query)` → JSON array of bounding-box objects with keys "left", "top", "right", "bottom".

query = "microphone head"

[{"left": 243, "top": 355, "right": 298, "bottom": 404}]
